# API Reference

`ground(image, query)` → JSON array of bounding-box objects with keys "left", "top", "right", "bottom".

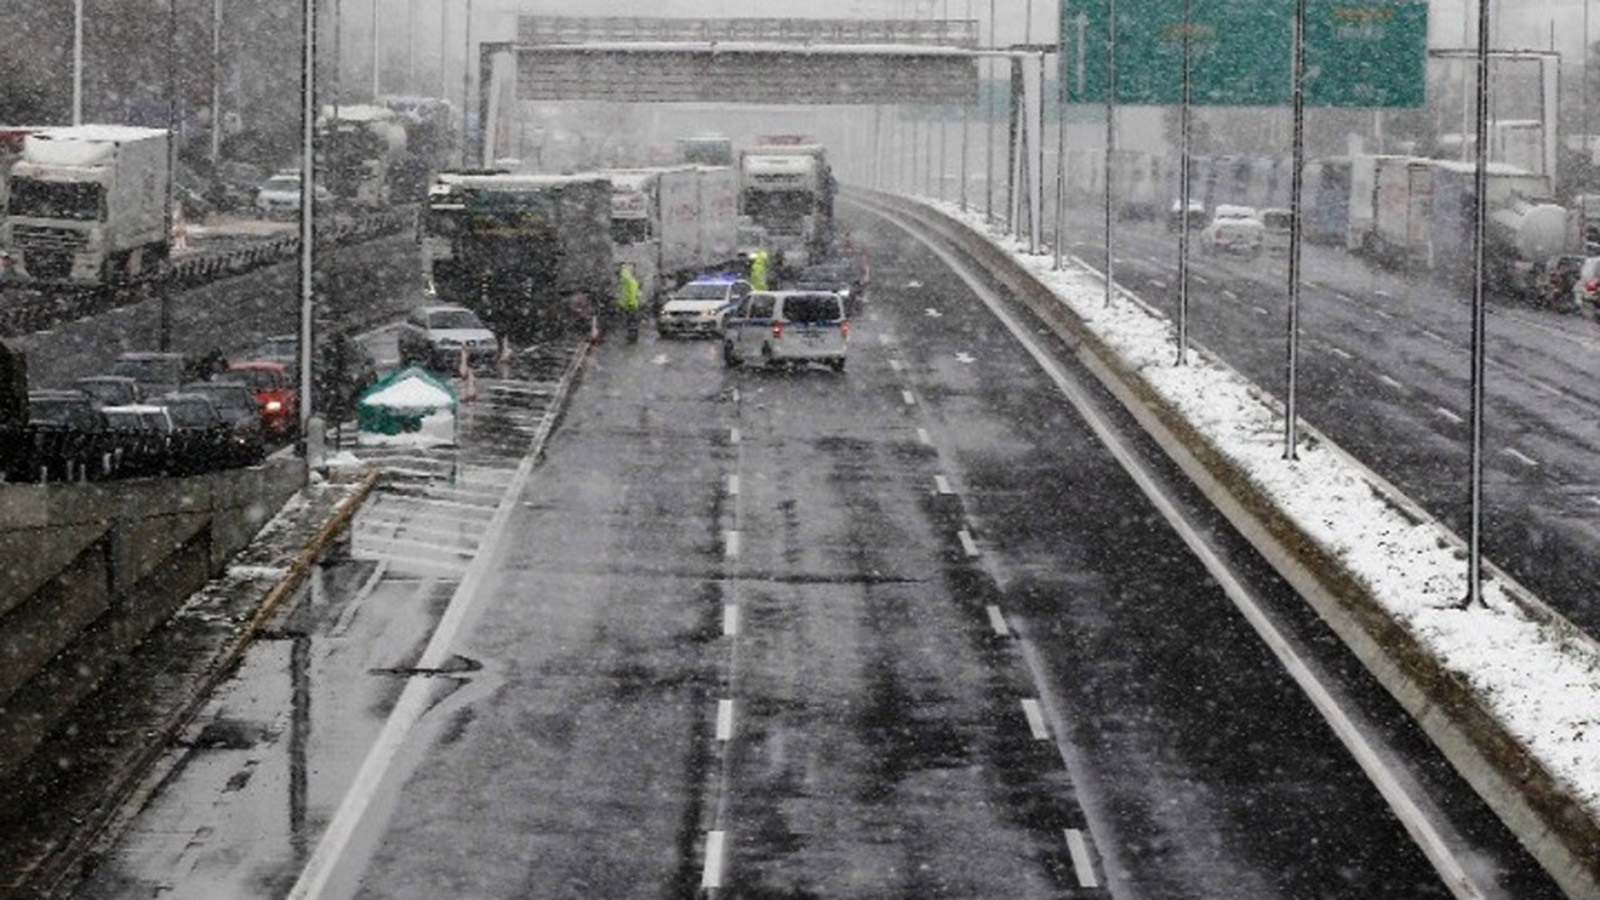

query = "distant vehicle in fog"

[
  {"left": 1199, "top": 205, "right": 1265, "bottom": 258},
  {"left": 398, "top": 304, "right": 499, "bottom": 371},
  {"left": 182, "top": 381, "right": 266, "bottom": 465},
  {"left": 72, "top": 375, "right": 143, "bottom": 408},
  {"left": 255, "top": 172, "right": 333, "bottom": 219}
]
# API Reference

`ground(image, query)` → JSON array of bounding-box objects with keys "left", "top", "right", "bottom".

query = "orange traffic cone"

[{"left": 171, "top": 201, "right": 189, "bottom": 252}]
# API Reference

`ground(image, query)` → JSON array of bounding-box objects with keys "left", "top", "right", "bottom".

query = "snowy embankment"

[{"left": 893, "top": 194, "right": 1600, "bottom": 892}]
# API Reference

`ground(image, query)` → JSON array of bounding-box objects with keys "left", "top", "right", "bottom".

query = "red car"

[{"left": 220, "top": 361, "right": 298, "bottom": 438}]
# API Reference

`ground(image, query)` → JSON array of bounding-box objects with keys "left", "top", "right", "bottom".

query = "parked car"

[
  {"left": 155, "top": 392, "right": 233, "bottom": 474},
  {"left": 722, "top": 290, "right": 849, "bottom": 372},
  {"left": 255, "top": 172, "right": 333, "bottom": 219},
  {"left": 248, "top": 331, "right": 377, "bottom": 422},
  {"left": 182, "top": 381, "right": 267, "bottom": 465},
  {"left": 658, "top": 274, "right": 752, "bottom": 338},
  {"left": 110, "top": 351, "right": 189, "bottom": 398},
  {"left": 1167, "top": 199, "right": 1208, "bottom": 233},
  {"left": 26, "top": 389, "right": 114, "bottom": 481},
  {"left": 72, "top": 375, "right": 144, "bottom": 408},
  {"left": 219, "top": 360, "right": 297, "bottom": 439},
  {"left": 784, "top": 261, "right": 864, "bottom": 315},
  {"left": 398, "top": 304, "right": 499, "bottom": 371},
  {"left": 101, "top": 404, "right": 176, "bottom": 477},
  {"left": 1199, "top": 205, "right": 1265, "bottom": 257}
]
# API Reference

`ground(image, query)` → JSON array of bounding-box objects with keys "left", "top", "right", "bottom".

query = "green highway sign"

[{"left": 1060, "top": 0, "right": 1427, "bottom": 108}]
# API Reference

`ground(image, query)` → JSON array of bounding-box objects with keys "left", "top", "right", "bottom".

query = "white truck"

[
  {"left": 738, "top": 139, "right": 835, "bottom": 271},
  {"left": 607, "top": 165, "right": 738, "bottom": 305},
  {"left": 319, "top": 104, "right": 408, "bottom": 208},
  {"left": 3, "top": 125, "right": 170, "bottom": 285}
]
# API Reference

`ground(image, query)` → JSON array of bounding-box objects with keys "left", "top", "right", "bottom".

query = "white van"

[{"left": 721, "top": 291, "right": 848, "bottom": 372}]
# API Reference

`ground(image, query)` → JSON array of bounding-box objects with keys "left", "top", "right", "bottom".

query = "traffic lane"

[
  {"left": 849, "top": 209, "right": 1561, "bottom": 898},
  {"left": 719, "top": 356, "right": 1075, "bottom": 896},
  {"left": 1060, "top": 214, "right": 1600, "bottom": 634},
  {"left": 353, "top": 337, "right": 734, "bottom": 897},
  {"left": 7, "top": 235, "right": 422, "bottom": 388}
]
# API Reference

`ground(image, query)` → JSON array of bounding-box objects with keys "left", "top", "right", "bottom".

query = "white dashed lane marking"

[
  {"left": 723, "top": 604, "right": 739, "bottom": 637},
  {"left": 726, "top": 474, "right": 740, "bottom": 496},
  {"left": 917, "top": 427, "right": 933, "bottom": 446},
  {"left": 1503, "top": 448, "right": 1540, "bottom": 468},
  {"left": 701, "top": 831, "right": 726, "bottom": 889},
  {"left": 1433, "top": 406, "right": 1464, "bottom": 424},
  {"left": 986, "top": 605, "right": 1010, "bottom": 637},
  {"left": 1327, "top": 346, "right": 1354, "bottom": 361},
  {"left": 1065, "top": 829, "right": 1100, "bottom": 888},
  {"left": 934, "top": 474, "right": 954, "bottom": 495},
  {"left": 1020, "top": 699, "right": 1049, "bottom": 740},
  {"left": 902, "top": 389, "right": 916, "bottom": 406},
  {"left": 724, "top": 530, "right": 742, "bottom": 559},
  {"left": 716, "top": 699, "right": 735, "bottom": 741},
  {"left": 1379, "top": 374, "right": 1406, "bottom": 391},
  {"left": 957, "top": 529, "right": 979, "bottom": 558}
]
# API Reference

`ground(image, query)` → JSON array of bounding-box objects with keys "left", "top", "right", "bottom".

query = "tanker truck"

[{"left": 2, "top": 125, "right": 170, "bottom": 286}]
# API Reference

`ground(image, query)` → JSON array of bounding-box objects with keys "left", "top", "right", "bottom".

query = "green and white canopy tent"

[{"left": 356, "top": 366, "right": 457, "bottom": 434}]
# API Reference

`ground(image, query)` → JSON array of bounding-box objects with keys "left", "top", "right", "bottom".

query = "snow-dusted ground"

[{"left": 921, "top": 199, "right": 1600, "bottom": 824}]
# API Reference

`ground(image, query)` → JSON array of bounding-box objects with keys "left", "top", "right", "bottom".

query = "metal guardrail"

[
  {"left": 516, "top": 15, "right": 982, "bottom": 49},
  {"left": 0, "top": 207, "right": 417, "bottom": 339}
]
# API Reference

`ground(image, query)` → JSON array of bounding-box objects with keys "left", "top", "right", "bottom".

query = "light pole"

[
  {"left": 72, "top": 0, "right": 84, "bottom": 125},
  {"left": 211, "top": 0, "right": 223, "bottom": 164},
  {"left": 370, "top": 0, "right": 380, "bottom": 100},
  {"left": 299, "top": 0, "right": 318, "bottom": 437},
  {"left": 160, "top": 0, "right": 178, "bottom": 352},
  {"left": 462, "top": 0, "right": 473, "bottom": 166},
  {"left": 986, "top": 0, "right": 996, "bottom": 222}
]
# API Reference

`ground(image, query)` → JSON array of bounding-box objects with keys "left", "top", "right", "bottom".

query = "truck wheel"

[{"left": 828, "top": 357, "right": 846, "bottom": 373}]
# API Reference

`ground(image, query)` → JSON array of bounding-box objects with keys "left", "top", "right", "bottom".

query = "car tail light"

[
  {"left": 1585, "top": 278, "right": 1599, "bottom": 293},
  {"left": 840, "top": 320, "right": 850, "bottom": 339},
  {"left": 264, "top": 400, "right": 283, "bottom": 413},
  {"left": 772, "top": 321, "right": 783, "bottom": 340}
]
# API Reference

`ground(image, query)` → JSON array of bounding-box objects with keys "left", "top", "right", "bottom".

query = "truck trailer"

[
  {"left": 737, "top": 139, "right": 836, "bottom": 270},
  {"left": 3, "top": 125, "right": 170, "bottom": 286},
  {"left": 423, "top": 171, "right": 614, "bottom": 343},
  {"left": 607, "top": 165, "right": 739, "bottom": 306}
]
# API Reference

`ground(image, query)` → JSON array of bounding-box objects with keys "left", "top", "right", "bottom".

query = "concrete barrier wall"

[
  {"left": 0, "top": 459, "right": 305, "bottom": 779},
  {"left": 861, "top": 192, "right": 1600, "bottom": 900}
]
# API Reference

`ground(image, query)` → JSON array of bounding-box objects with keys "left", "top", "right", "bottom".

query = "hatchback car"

[
  {"left": 182, "top": 381, "right": 267, "bottom": 465},
  {"left": 398, "top": 304, "right": 499, "bottom": 372},
  {"left": 255, "top": 172, "right": 333, "bottom": 219},
  {"left": 110, "top": 351, "right": 189, "bottom": 398},
  {"left": 101, "top": 404, "right": 175, "bottom": 477},
  {"left": 219, "top": 361, "right": 297, "bottom": 439},
  {"left": 658, "top": 274, "right": 752, "bottom": 338},
  {"left": 722, "top": 291, "right": 849, "bottom": 372},
  {"left": 1199, "top": 205, "right": 1265, "bottom": 257},
  {"left": 26, "top": 389, "right": 114, "bottom": 480},
  {"left": 73, "top": 375, "right": 144, "bottom": 408},
  {"left": 156, "top": 393, "right": 233, "bottom": 474}
]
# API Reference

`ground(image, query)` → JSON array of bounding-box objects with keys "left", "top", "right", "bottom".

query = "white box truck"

[
  {"left": 3, "top": 125, "right": 170, "bottom": 285},
  {"left": 607, "top": 165, "right": 740, "bottom": 304}
]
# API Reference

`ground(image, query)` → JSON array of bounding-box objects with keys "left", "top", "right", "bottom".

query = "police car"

[{"left": 656, "top": 273, "right": 752, "bottom": 338}]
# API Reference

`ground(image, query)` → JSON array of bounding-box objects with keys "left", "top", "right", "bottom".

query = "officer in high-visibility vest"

[
  {"left": 748, "top": 248, "right": 770, "bottom": 291},
  {"left": 615, "top": 262, "right": 642, "bottom": 341}
]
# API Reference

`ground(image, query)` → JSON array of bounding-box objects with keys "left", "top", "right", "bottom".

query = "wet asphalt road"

[{"left": 72, "top": 213, "right": 1562, "bottom": 898}]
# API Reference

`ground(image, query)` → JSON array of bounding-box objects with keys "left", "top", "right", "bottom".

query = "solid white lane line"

[
  {"left": 934, "top": 474, "right": 954, "bottom": 495},
  {"left": 1503, "top": 448, "right": 1540, "bottom": 468},
  {"left": 1064, "top": 829, "right": 1101, "bottom": 888},
  {"left": 902, "top": 389, "right": 916, "bottom": 406},
  {"left": 899, "top": 223, "right": 1488, "bottom": 897},
  {"left": 1379, "top": 374, "right": 1406, "bottom": 391},
  {"left": 723, "top": 604, "right": 740, "bottom": 637},
  {"left": 1020, "top": 698, "right": 1049, "bottom": 740},
  {"left": 957, "top": 529, "right": 979, "bottom": 558},
  {"left": 1434, "top": 406, "right": 1464, "bottom": 424},
  {"left": 1529, "top": 379, "right": 1565, "bottom": 399},
  {"left": 986, "top": 605, "right": 1010, "bottom": 637},
  {"left": 730, "top": 427, "right": 741, "bottom": 446},
  {"left": 701, "top": 831, "right": 726, "bottom": 889},
  {"left": 1327, "top": 346, "right": 1354, "bottom": 361},
  {"left": 725, "top": 530, "right": 742, "bottom": 559},
  {"left": 716, "top": 699, "right": 734, "bottom": 741},
  {"left": 917, "top": 427, "right": 933, "bottom": 446},
  {"left": 727, "top": 474, "right": 740, "bottom": 496}
]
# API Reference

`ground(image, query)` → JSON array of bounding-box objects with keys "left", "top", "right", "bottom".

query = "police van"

[{"left": 721, "top": 290, "right": 848, "bottom": 372}]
